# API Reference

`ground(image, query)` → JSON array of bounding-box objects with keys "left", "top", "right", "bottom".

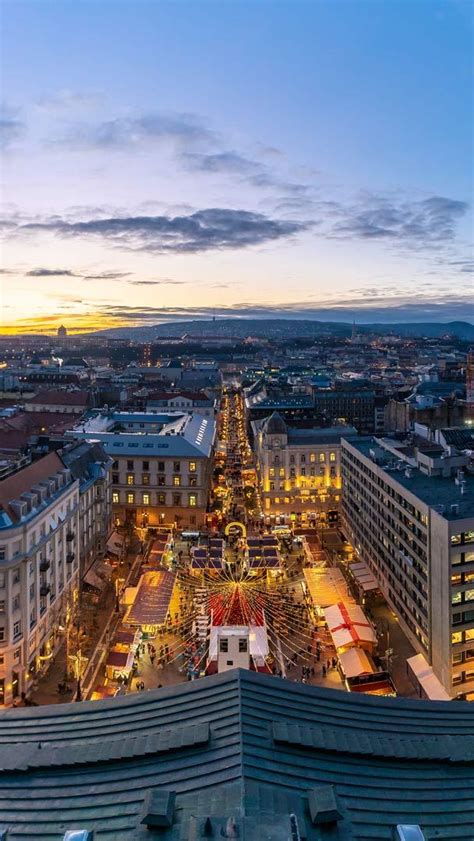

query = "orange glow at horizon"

[{"left": 0, "top": 312, "right": 128, "bottom": 335}]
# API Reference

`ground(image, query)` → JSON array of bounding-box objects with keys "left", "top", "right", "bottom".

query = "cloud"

[
  {"left": 24, "top": 267, "right": 131, "bottom": 280},
  {"left": 60, "top": 112, "right": 217, "bottom": 150},
  {"left": 35, "top": 89, "right": 102, "bottom": 112},
  {"left": 130, "top": 279, "right": 186, "bottom": 286},
  {"left": 17, "top": 208, "right": 309, "bottom": 254},
  {"left": 326, "top": 195, "right": 468, "bottom": 244},
  {"left": 26, "top": 267, "right": 77, "bottom": 277},
  {"left": 82, "top": 270, "right": 130, "bottom": 280},
  {"left": 0, "top": 116, "right": 24, "bottom": 149},
  {"left": 182, "top": 149, "right": 310, "bottom": 196}
]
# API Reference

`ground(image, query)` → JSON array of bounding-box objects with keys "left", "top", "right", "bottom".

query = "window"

[
  {"left": 279, "top": 467, "right": 285, "bottom": 478},
  {"left": 12, "top": 595, "right": 20, "bottom": 612},
  {"left": 13, "top": 648, "right": 20, "bottom": 662},
  {"left": 127, "top": 460, "right": 134, "bottom": 470},
  {"left": 157, "top": 475, "right": 165, "bottom": 486},
  {"left": 329, "top": 452, "right": 336, "bottom": 462},
  {"left": 0, "top": 600, "right": 4, "bottom": 613},
  {"left": 142, "top": 473, "right": 150, "bottom": 485},
  {"left": 238, "top": 638, "right": 248, "bottom": 652},
  {"left": 142, "top": 461, "right": 149, "bottom": 471},
  {"left": 310, "top": 453, "right": 315, "bottom": 463},
  {"left": 173, "top": 461, "right": 181, "bottom": 472},
  {"left": 143, "top": 493, "right": 150, "bottom": 506},
  {"left": 0, "top": 627, "right": 4, "bottom": 641},
  {"left": 189, "top": 461, "right": 196, "bottom": 472},
  {"left": 127, "top": 474, "right": 134, "bottom": 486},
  {"left": 465, "top": 531, "right": 474, "bottom": 544},
  {"left": 189, "top": 494, "right": 197, "bottom": 507},
  {"left": 189, "top": 476, "right": 197, "bottom": 487},
  {"left": 173, "top": 476, "right": 181, "bottom": 487},
  {"left": 13, "top": 620, "right": 22, "bottom": 640},
  {"left": 127, "top": 492, "right": 135, "bottom": 504},
  {"left": 452, "top": 592, "right": 462, "bottom": 604},
  {"left": 466, "top": 590, "right": 474, "bottom": 602},
  {"left": 0, "top": 573, "right": 4, "bottom": 588},
  {"left": 219, "top": 638, "right": 228, "bottom": 653},
  {"left": 290, "top": 455, "right": 295, "bottom": 464},
  {"left": 451, "top": 534, "right": 462, "bottom": 545},
  {"left": 112, "top": 491, "right": 119, "bottom": 504},
  {"left": 452, "top": 631, "right": 462, "bottom": 643},
  {"left": 0, "top": 547, "right": 5, "bottom": 561},
  {"left": 319, "top": 453, "right": 325, "bottom": 463},
  {"left": 466, "top": 629, "right": 474, "bottom": 641},
  {"left": 173, "top": 493, "right": 181, "bottom": 506},
  {"left": 269, "top": 468, "right": 275, "bottom": 478},
  {"left": 158, "top": 461, "right": 165, "bottom": 472},
  {"left": 112, "top": 473, "right": 119, "bottom": 484},
  {"left": 158, "top": 493, "right": 166, "bottom": 505},
  {"left": 300, "top": 454, "right": 306, "bottom": 463}
]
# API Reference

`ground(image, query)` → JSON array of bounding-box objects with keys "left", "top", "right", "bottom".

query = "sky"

[{"left": 1, "top": 0, "right": 473, "bottom": 334}]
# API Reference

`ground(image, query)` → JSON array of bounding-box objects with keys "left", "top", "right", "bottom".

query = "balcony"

[
  {"left": 66, "top": 552, "right": 75, "bottom": 564},
  {"left": 66, "top": 531, "right": 75, "bottom": 542},
  {"left": 40, "top": 584, "right": 51, "bottom": 597},
  {"left": 39, "top": 559, "right": 51, "bottom": 572}
]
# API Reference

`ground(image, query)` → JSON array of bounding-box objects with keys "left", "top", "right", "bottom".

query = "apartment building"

[
  {"left": 61, "top": 441, "right": 113, "bottom": 575},
  {"left": 0, "top": 452, "right": 80, "bottom": 707},
  {"left": 252, "top": 412, "right": 357, "bottom": 525},
  {"left": 341, "top": 435, "right": 474, "bottom": 698},
  {"left": 69, "top": 411, "right": 216, "bottom": 528}
]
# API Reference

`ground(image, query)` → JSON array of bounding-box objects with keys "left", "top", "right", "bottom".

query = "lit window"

[
  {"left": 452, "top": 631, "right": 462, "bottom": 644},
  {"left": 451, "top": 534, "right": 462, "bottom": 545},
  {"left": 112, "top": 491, "right": 119, "bottom": 504},
  {"left": 189, "top": 462, "right": 196, "bottom": 472},
  {"left": 329, "top": 452, "right": 336, "bottom": 462},
  {"left": 127, "top": 492, "right": 135, "bottom": 504},
  {"left": 452, "top": 592, "right": 462, "bottom": 604},
  {"left": 466, "top": 629, "right": 474, "bottom": 640},
  {"left": 269, "top": 468, "right": 275, "bottom": 478},
  {"left": 189, "top": 494, "right": 197, "bottom": 507},
  {"left": 127, "top": 474, "right": 134, "bottom": 486},
  {"left": 279, "top": 468, "right": 285, "bottom": 478},
  {"left": 319, "top": 453, "right": 325, "bottom": 463},
  {"left": 143, "top": 493, "right": 150, "bottom": 505},
  {"left": 173, "top": 476, "right": 181, "bottom": 486},
  {"left": 466, "top": 590, "right": 474, "bottom": 602},
  {"left": 310, "top": 453, "right": 315, "bottom": 463}
]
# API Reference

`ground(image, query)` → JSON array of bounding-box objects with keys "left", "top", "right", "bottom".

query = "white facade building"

[{"left": 0, "top": 453, "right": 80, "bottom": 706}]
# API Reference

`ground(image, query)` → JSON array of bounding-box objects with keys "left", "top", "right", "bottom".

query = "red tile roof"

[{"left": 25, "top": 390, "right": 89, "bottom": 407}]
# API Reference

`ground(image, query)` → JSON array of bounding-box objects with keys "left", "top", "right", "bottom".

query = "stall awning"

[
  {"left": 124, "top": 569, "right": 176, "bottom": 627},
  {"left": 304, "top": 568, "right": 354, "bottom": 609},
  {"left": 324, "top": 602, "right": 376, "bottom": 650},
  {"left": 339, "top": 648, "right": 374, "bottom": 679},
  {"left": 83, "top": 559, "right": 112, "bottom": 591},
  {"left": 106, "top": 531, "right": 124, "bottom": 555},
  {"left": 407, "top": 653, "right": 451, "bottom": 701}
]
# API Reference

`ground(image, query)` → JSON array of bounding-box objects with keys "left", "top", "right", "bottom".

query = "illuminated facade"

[
  {"left": 0, "top": 453, "right": 80, "bottom": 706},
  {"left": 342, "top": 436, "right": 474, "bottom": 699},
  {"left": 252, "top": 412, "right": 357, "bottom": 524}
]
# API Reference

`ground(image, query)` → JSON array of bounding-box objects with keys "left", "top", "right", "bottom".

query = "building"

[
  {"left": 23, "top": 389, "right": 90, "bottom": 415},
  {"left": 0, "top": 453, "right": 80, "bottom": 707},
  {"left": 57, "top": 325, "right": 67, "bottom": 338},
  {"left": 341, "top": 435, "right": 474, "bottom": 698},
  {"left": 252, "top": 412, "right": 357, "bottom": 525},
  {"left": 60, "top": 441, "right": 113, "bottom": 575},
  {"left": 69, "top": 411, "right": 216, "bottom": 529},
  {"left": 0, "top": 669, "right": 472, "bottom": 838},
  {"left": 146, "top": 390, "right": 216, "bottom": 417}
]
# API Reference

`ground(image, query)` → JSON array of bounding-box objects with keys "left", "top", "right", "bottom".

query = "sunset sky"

[{"left": 1, "top": 0, "right": 472, "bottom": 334}]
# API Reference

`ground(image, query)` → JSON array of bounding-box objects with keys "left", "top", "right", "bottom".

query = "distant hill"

[{"left": 89, "top": 318, "right": 474, "bottom": 341}]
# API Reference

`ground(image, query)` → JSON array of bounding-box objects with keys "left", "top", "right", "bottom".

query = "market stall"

[
  {"left": 124, "top": 569, "right": 177, "bottom": 636},
  {"left": 323, "top": 602, "right": 376, "bottom": 653},
  {"left": 304, "top": 568, "right": 354, "bottom": 610}
]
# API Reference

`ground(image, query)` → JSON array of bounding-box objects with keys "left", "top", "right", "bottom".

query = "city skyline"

[{"left": 1, "top": 0, "right": 473, "bottom": 334}]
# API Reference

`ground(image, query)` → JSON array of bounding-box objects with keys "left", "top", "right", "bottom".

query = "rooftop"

[
  {"left": 0, "top": 669, "right": 472, "bottom": 839},
  {"left": 344, "top": 436, "right": 474, "bottom": 521}
]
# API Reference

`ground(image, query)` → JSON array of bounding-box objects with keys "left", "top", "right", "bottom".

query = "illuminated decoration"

[{"left": 225, "top": 521, "right": 247, "bottom": 538}]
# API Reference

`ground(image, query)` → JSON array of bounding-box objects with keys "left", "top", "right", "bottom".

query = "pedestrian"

[
  {"left": 322, "top": 665, "right": 327, "bottom": 678},
  {"left": 150, "top": 653, "right": 156, "bottom": 665},
  {"left": 332, "top": 657, "right": 337, "bottom": 669},
  {"left": 326, "top": 659, "right": 330, "bottom": 670}
]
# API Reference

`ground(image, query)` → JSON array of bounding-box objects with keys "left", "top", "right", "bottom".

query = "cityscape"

[{"left": 0, "top": 1, "right": 473, "bottom": 839}]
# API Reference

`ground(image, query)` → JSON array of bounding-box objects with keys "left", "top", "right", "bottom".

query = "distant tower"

[
  {"left": 467, "top": 349, "right": 474, "bottom": 422},
  {"left": 57, "top": 324, "right": 67, "bottom": 338}
]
